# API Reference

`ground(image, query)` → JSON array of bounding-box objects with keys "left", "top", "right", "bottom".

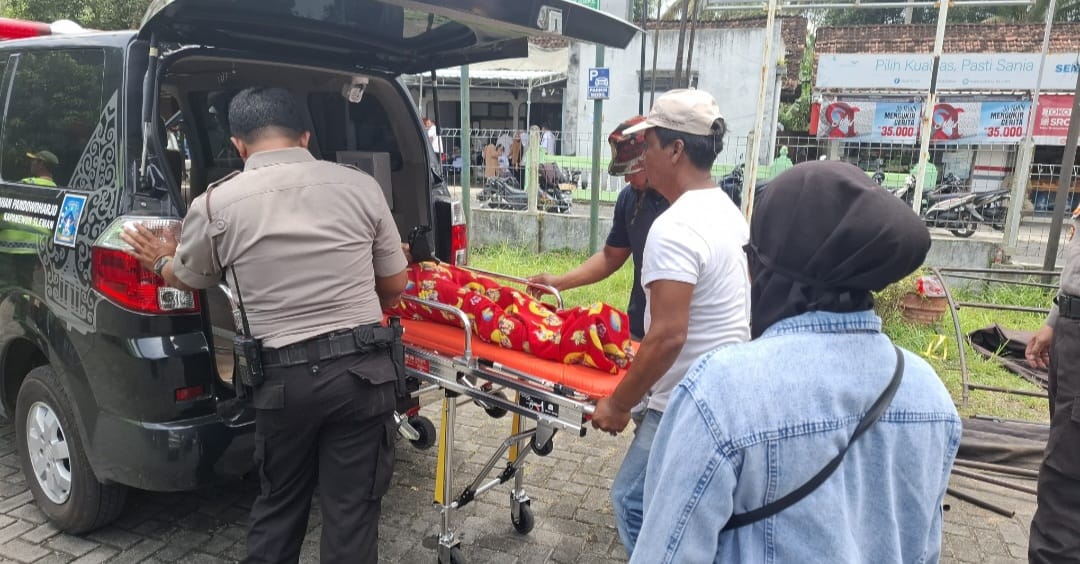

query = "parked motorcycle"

[
  {"left": 717, "top": 163, "right": 770, "bottom": 208},
  {"left": 479, "top": 175, "right": 571, "bottom": 213},
  {"left": 923, "top": 191, "right": 981, "bottom": 238},
  {"left": 971, "top": 189, "right": 1011, "bottom": 231},
  {"left": 872, "top": 169, "right": 886, "bottom": 186}
]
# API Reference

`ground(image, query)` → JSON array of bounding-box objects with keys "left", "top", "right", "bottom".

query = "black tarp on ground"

[
  {"left": 959, "top": 417, "right": 1049, "bottom": 471},
  {"left": 968, "top": 324, "right": 1049, "bottom": 390}
]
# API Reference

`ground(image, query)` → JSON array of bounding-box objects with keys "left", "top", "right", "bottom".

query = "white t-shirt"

[
  {"left": 541, "top": 131, "right": 556, "bottom": 155},
  {"left": 641, "top": 187, "right": 751, "bottom": 412},
  {"left": 427, "top": 125, "right": 442, "bottom": 154}
]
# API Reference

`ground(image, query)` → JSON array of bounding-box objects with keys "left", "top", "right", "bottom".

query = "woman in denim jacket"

[{"left": 633, "top": 162, "right": 962, "bottom": 564}]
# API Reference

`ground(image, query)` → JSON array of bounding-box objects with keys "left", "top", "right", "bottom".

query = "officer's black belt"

[
  {"left": 1056, "top": 293, "right": 1080, "bottom": 320},
  {"left": 261, "top": 324, "right": 396, "bottom": 368}
]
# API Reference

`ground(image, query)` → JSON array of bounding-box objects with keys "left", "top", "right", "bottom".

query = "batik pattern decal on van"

[{"left": 42, "top": 91, "right": 120, "bottom": 333}]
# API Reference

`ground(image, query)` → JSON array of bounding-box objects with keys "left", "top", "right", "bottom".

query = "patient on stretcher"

[{"left": 387, "top": 262, "right": 633, "bottom": 374}]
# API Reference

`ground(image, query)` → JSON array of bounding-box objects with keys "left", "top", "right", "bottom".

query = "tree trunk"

[
  {"left": 672, "top": 0, "right": 691, "bottom": 89},
  {"left": 685, "top": 0, "right": 704, "bottom": 88}
]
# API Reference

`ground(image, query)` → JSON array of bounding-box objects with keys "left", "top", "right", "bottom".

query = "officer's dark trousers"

[
  {"left": 1030, "top": 316, "right": 1080, "bottom": 563},
  {"left": 243, "top": 351, "right": 398, "bottom": 564}
]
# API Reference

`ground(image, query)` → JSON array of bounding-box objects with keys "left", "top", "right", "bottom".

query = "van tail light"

[
  {"left": 449, "top": 200, "right": 468, "bottom": 266},
  {"left": 0, "top": 18, "right": 52, "bottom": 39},
  {"left": 92, "top": 217, "right": 199, "bottom": 315}
]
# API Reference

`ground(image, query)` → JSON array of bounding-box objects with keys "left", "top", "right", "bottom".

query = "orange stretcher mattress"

[{"left": 396, "top": 317, "right": 635, "bottom": 400}]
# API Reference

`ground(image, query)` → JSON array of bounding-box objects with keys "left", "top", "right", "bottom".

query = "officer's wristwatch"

[{"left": 152, "top": 255, "right": 172, "bottom": 277}]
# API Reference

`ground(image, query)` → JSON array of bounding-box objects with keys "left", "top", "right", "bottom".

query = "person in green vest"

[
  {"left": 21, "top": 150, "right": 58, "bottom": 187},
  {"left": 771, "top": 145, "right": 793, "bottom": 177}
]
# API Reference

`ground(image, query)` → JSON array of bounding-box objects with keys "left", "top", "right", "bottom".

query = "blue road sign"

[{"left": 588, "top": 67, "right": 610, "bottom": 100}]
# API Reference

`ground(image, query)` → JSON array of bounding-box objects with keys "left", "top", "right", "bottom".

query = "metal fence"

[{"left": 432, "top": 128, "right": 1077, "bottom": 265}]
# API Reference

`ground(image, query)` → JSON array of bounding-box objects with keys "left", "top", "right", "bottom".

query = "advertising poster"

[
  {"left": 978, "top": 101, "right": 1030, "bottom": 144},
  {"left": 1033, "top": 94, "right": 1074, "bottom": 146},
  {"left": 872, "top": 102, "right": 921, "bottom": 144},
  {"left": 816, "top": 100, "right": 878, "bottom": 141},
  {"left": 930, "top": 100, "right": 1030, "bottom": 145}
]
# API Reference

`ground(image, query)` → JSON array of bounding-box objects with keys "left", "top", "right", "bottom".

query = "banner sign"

[
  {"left": 1033, "top": 94, "right": 1074, "bottom": 146},
  {"left": 817, "top": 53, "right": 1080, "bottom": 92},
  {"left": 930, "top": 100, "right": 1030, "bottom": 144},
  {"left": 817, "top": 100, "right": 921, "bottom": 143}
]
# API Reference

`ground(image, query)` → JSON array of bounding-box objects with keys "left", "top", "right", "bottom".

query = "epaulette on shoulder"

[
  {"left": 206, "top": 170, "right": 242, "bottom": 192},
  {"left": 333, "top": 162, "right": 368, "bottom": 175}
]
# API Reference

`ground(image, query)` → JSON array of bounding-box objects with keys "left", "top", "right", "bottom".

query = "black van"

[{"left": 0, "top": 0, "right": 635, "bottom": 533}]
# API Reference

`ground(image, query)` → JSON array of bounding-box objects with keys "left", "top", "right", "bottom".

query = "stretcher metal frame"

[{"left": 398, "top": 269, "right": 605, "bottom": 564}]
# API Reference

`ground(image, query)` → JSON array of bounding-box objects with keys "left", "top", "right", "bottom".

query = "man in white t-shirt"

[
  {"left": 591, "top": 89, "right": 751, "bottom": 557},
  {"left": 540, "top": 125, "right": 556, "bottom": 155}
]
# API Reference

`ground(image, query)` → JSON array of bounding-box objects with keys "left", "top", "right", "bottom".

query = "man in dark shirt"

[{"left": 529, "top": 116, "right": 667, "bottom": 340}]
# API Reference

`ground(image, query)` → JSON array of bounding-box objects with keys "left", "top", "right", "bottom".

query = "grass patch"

[{"left": 470, "top": 245, "right": 1051, "bottom": 423}]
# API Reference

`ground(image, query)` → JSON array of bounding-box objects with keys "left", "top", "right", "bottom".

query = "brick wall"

[{"left": 817, "top": 23, "right": 1080, "bottom": 54}]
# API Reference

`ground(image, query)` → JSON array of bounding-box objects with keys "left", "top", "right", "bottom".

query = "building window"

[
  {"left": 638, "top": 70, "right": 698, "bottom": 93},
  {"left": 2, "top": 49, "right": 106, "bottom": 188}
]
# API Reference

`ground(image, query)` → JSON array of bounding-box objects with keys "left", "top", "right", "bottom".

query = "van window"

[
  {"left": 308, "top": 92, "right": 401, "bottom": 169},
  {"left": 1, "top": 49, "right": 106, "bottom": 188}
]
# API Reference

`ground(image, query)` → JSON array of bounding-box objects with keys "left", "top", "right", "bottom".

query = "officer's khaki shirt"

[
  {"left": 1048, "top": 209, "right": 1080, "bottom": 326},
  {"left": 172, "top": 147, "right": 407, "bottom": 348}
]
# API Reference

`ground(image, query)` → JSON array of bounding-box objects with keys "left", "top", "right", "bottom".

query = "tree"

[{"left": 3, "top": 0, "right": 154, "bottom": 31}]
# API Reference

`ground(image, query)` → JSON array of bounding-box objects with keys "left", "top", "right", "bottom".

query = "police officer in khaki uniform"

[
  {"left": 121, "top": 87, "right": 407, "bottom": 564},
  {"left": 1026, "top": 206, "right": 1080, "bottom": 562}
]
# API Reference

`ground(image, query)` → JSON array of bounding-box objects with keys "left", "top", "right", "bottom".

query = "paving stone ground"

[{"left": 0, "top": 400, "right": 1040, "bottom": 563}]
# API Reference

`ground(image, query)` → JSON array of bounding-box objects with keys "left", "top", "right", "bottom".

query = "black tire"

[
  {"left": 483, "top": 391, "right": 509, "bottom": 419},
  {"left": 15, "top": 366, "right": 127, "bottom": 533},
  {"left": 512, "top": 503, "right": 535, "bottom": 534},
  {"left": 408, "top": 415, "right": 437, "bottom": 450},
  {"left": 439, "top": 546, "right": 466, "bottom": 564},
  {"left": 949, "top": 217, "right": 978, "bottom": 238},
  {"left": 530, "top": 435, "right": 554, "bottom": 456}
]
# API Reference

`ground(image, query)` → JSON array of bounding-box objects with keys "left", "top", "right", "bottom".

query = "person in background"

[
  {"left": 509, "top": 133, "right": 524, "bottom": 185},
  {"left": 528, "top": 116, "right": 667, "bottom": 340},
  {"left": 541, "top": 124, "right": 556, "bottom": 156},
  {"left": 483, "top": 138, "right": 499, "bottom": 180},
  {"left": 773, "top": 145, "right": 793, "bottom": 176},
  {"left": 496, "top": 146, "right": 510, "bottom": 177},
  {"left": 1026, "top": 201, "right": 1080, "bottom": 563},
  {"left": 423, "top": 117, "right": 442, "bottom": 161},
  {"left": 632, "top": 161, "right": 961, "bottom": 564},
  {"left": 589, "top": 90, "right": 751, "bottom": 557},
  {"left": 21, "top": 150, "right": 58, "bottom": 186}
]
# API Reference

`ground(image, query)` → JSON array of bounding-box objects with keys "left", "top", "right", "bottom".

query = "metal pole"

[
  {"left": 650, "top": 0, "right": 661, "bottom": 107},
  {"left": 460, "top": 66, "right": 472, "bottom": 222},
  {"left": 741, "top": 0, "right": 779, "bottom": 223},
  {"left": 1042, "top": 66, "right": 1080, "bottom": 271},
  {"left": 911, "top": 0, "right": 949, "bottom": 214},
  {"left": 527, "top": 126, "right": 541, "bottom": 214},
  {"left": 946, "top": 487, "right": 1016, "bottom": 518},
  {"left": 1004, "top": 0, "right": 1056, "bottom": 249},
  {"left": 951, "top": 467, "right": 1039, "bottom": 495},
  {"left": 590, "top": 45, "right": 606, "bottom": 254}
]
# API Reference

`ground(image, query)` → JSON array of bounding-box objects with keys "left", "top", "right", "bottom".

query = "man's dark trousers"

[
  {"left": 1030, "top": 316, "right": 1080, "bottom": 563},
  {"left": 243, "top": 350, "right": 398, "bottom": 564}
]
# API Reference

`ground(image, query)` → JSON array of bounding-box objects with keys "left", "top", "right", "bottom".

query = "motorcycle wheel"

[{"left": 949, "top": 216, "right": 978, "bottom": 238}]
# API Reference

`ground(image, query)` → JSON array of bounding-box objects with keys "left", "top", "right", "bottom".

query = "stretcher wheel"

[
  {"left": 438, "top": 546, "right": 465, "bottom": 564},
  {"left": 530, "top": 436, "right": 554, "bottom": 456},
  {"left": 512, "top": 504, "right": 535, "bottom": 534},
  {"left": 484, "top": 391, "right": 509, "bottom": 419},
  {"left": 409, "top": 415, "right": 436, "bottom": 450}
]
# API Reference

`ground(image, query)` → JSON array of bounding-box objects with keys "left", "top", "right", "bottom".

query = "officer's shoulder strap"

[
  {"left": 203, "top": 170, "right": 241, "bottom": 222},
  {"left": 332, "top": 162, "right": 368, "bottom": 175}
]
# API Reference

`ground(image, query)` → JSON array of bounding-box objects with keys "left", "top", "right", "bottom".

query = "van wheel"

[{"left": 15, "top": 366, "right": 127, "bottom": 533}]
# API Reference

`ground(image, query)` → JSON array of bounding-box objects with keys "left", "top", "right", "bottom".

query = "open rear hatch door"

[{"left": 139, "top": 0, "right": 639, "bottom": 74}]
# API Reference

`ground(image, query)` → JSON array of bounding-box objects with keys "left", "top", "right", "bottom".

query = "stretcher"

[{"left": 393, "top": 268, "right": 631, "bottom": 564}]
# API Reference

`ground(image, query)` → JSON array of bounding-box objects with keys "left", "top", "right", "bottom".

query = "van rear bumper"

[{"left": 89, "top": 402, "right": 255, "bottom": 491}]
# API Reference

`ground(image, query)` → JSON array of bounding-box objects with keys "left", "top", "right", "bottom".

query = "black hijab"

[{"left": 748, "top": 161, "right": 930, "bottom": 338}]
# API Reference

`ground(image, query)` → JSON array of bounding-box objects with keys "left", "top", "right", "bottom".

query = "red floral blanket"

[{"left": 387, "top": 263, "right": 633, "bottom": 374}]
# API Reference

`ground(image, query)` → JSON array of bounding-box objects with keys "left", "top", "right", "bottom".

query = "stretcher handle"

[
  {"left": 459, "top": 266, "right": 563, "bottom": 310},
  {"left": 401, "top": 295, "right": 474, "bottom": 360}
]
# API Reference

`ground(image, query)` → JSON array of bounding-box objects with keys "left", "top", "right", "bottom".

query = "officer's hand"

[
  {"left": 401, "top": 243, "right": 413, "bottom": 264},
  {"left": 121, "top": 223, "right": 179, "bottom": 272},
  {"left": 591, "top": 396, "right": 631, "bottom": 435},
  {"left": 527, "top": 273, "right": 560, "bottom": 299},
  {"left": 1026, "top": 325, "right": 1053, "bottom": 370}
]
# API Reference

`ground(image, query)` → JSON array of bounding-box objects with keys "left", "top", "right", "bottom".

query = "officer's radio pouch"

[
  {"left": 230, "top": 266, "right": 264, "bottom": 389},
  {"left": 387, "top": 316, "right": 407, "bottom": 399}
]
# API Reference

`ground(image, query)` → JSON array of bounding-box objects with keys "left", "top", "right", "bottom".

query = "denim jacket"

[{"left": 632, "top": 311, "right": 962, "bottom": 564}]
